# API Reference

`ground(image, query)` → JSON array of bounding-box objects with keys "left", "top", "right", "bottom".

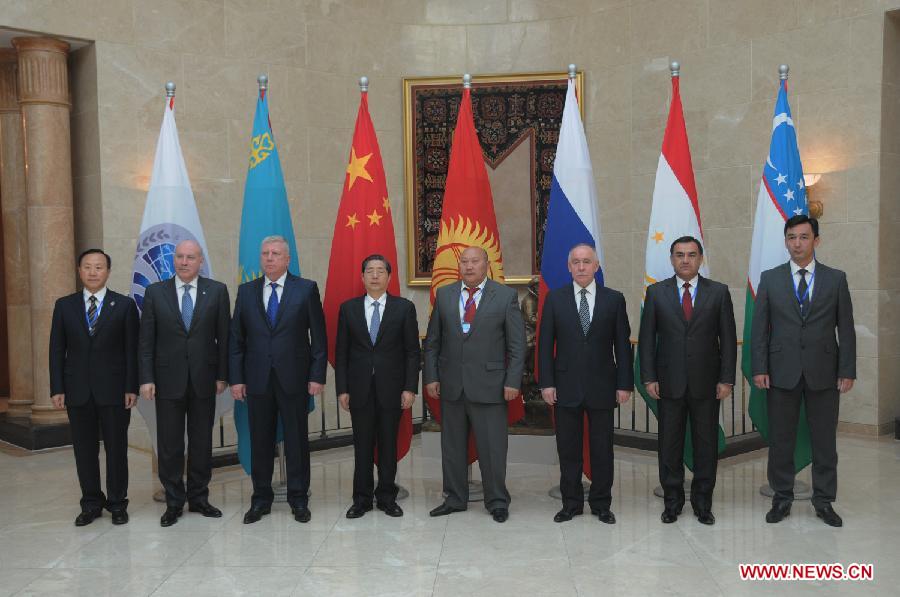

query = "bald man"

[{"left": 139, "top": 240, "right": 231, "bottom": 527}]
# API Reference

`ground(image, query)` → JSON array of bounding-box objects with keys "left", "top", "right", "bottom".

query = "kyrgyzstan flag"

[
  {"left": 323, "top": 80, "right": 412, "bottom": 462},
  {"left": 426, "top": 78, "right": 525, "bottom": 464}
]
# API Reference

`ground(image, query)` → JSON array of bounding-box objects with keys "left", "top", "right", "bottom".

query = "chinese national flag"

[
  {"left": 426, "top": 85, "right": 525, "bottom": 464},
  {"left": 323, "top": 88, "right": 412, "bottom": 462}
]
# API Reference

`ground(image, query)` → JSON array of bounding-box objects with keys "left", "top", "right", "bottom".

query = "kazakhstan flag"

[{"left": 233, "top": 79, "right": 307, "bottom": 475}]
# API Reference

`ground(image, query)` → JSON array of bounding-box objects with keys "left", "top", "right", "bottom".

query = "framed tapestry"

[{"left": 403, "top": 71, "right": 585, "bottom": 286}]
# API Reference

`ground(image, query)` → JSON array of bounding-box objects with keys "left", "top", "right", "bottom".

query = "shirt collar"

[
  {"left": 365, "top": 293, "right": 387, "bottom": 307},
  {"left": 83, "top": 287, "right": 107, "bottom": 303},
  {"left": 573, "top": 280, "right": 597, "bottom": 295},
  {"left": 461, "top": 278, "right": 487, "bottom": 293},
  {"left": 265, "top": 272, "right": 288, "bottom": 287},
  {"left": 175, "top": 276, "right": 199, "bottom": 290},
  {"left": 675, "top": 274, "right": 699, "bottom": 289},
  {"left": 790, "top": 259, "right": 816, "bottom": 276}
]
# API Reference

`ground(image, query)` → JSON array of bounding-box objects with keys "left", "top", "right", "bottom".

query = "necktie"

[
  {"left": 578, "top": 288, "right": 590, "bottom": 335},
  {"left": 464, "top": 287, "right": 477, "bottom": 324},
  {"left": 181, "top": 284, "right": 194, "bottom": 329},
  {"left": 798, "top": 269, "right": 809, "bottom": 316},
  {"left": 87, "top": 295, "right": 98, "bottom": 335},
  {"left": 682, "top": 282, "right": 693, "bottom": 321},
  {"left": 369, "top": 300, "right": 381, "bottom": 344},
  {"left": 267, "top": 282, "right": 279, "bottom": 327}
]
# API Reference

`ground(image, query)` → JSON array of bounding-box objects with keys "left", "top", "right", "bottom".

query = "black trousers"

[
  {"left": 555, "top": 405, "right": 614, "bottom": 512},
  {"left": 767, "top": 377, "right": 840, "bottom": 509},
  {"left": 440, "top": 395, "right": 510, "bottom": 511},
  {"left": 350, "top": 380, "right": 401, "bottom": 506},
  {"left": 247, "top": 372, "right": 310, "bottom": 509},
  {"left": 155, "top": 381, "right": 217, "bottom": 508},
  {"left": 657, "top": 392, "right": 720, "bottom": 512},
  {"left": 66, "top": 399, "right": 131, "bottom": 512}
]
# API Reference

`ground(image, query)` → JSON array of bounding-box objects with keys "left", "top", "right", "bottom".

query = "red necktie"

[
  {"left": 464, "top": 287, "right": 478, "bottom": 323},
  {"left": 682, "top": 282, "right": 693, "bottom": 321}
]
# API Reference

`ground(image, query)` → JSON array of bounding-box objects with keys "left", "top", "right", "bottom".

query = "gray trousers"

[{"left": 440, "top": 394, "right": 510, "bottom": 511}]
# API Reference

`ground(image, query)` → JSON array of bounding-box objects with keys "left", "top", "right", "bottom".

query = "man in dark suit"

[
  {"left": 49, "top": 249, "right": 139, "bottom": 526},
  {"left": 139, "top": 240, "right": 230, "bottom": 527},
  {"left": 424, "top": 246, "right": 525, "bottom": 523},
  {"left": 639, "top": 236, "right": 736, "bottom": 525},
  {"left": 752, "top": 215, "right": 855, "bottom": 527},
  {"left": 335, "top": 255, "right": 420, "bottom": 519},
  {"left": 229, "top": 235, "right": 327, "bottom": 524},
  {"left": 538, "top": 243, "right": 633, "bottom": 524}
]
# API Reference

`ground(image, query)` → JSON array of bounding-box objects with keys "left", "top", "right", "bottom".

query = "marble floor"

[{"left": 0, "top": 434, "right": 898, "bottom": 596}]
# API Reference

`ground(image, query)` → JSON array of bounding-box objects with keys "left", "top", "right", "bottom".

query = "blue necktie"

[
  {"left": 267, "top": 282, "right": 279, "bottom": 327},
  {"left": 181, "top": 284, "right": 194, "bottom": 329},
  {"left": 86, "top": 295, "right": 98, "bottom": 335},
  {"left": 369, "top": 300, "right": 381, "bottom": 344}
]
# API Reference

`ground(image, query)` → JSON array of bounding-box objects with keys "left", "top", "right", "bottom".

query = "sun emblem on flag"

[{"left": 431, "top": 216, "right": 504, "bottom": 298}]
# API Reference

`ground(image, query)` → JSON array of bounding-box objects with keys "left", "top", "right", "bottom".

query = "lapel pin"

[{"left": 110, "top": 301, "right": 116, "bottom": 307}]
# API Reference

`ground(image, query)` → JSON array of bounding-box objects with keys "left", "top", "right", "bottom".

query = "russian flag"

[{"left": 537, "top": 70, "right": 602, "bottom": 478}]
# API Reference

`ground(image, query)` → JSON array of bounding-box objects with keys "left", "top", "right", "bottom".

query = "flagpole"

[{"left": 755, "top": 63, "right": 812, "bottom": 502}]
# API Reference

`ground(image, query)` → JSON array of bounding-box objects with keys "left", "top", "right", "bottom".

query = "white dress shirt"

[
  {"left": 573, "top": 280, "right": 597, "bottom": 322},
  {"left": 675, "top": 274, "right": 699, "bottom": 306},
  {"left": 175, "top": 276, "right": 198, "bottom": 313},
  {"left": 83, "top": 287, "right": 108, "bottom": 316},
  {"left": 263, "top": 272, "right": 288, "bottom": 304},
  {"left": 790, "top": 259, "right": 816, "bottom": 301},
  {"left": 364, "top": 293, "right": 387, "bottom": 329},
  {"left": 458, "top": 277, "right": 487, "bottom": 322}
]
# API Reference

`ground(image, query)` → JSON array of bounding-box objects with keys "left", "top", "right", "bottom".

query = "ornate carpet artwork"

[{"left": 403, "top": 72, "right": 584, "bottom": 285}]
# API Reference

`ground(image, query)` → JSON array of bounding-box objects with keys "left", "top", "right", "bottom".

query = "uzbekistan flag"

[
  {"left": 537, "top": 72, "right": 603, "bottom": 479},
  {"left": 743, "top": 68, "right": 812, "bottom": 472}
]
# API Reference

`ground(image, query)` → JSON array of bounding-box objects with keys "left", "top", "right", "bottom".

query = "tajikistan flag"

[
  {"left": 635, "top": 65, "right": 724, "bottom": 470},
  {"left": 742, "top": 69, "right": 812, "bottom": 472},
  {"left": 130, "top": 85, "right": 233, "bottom": 453}
]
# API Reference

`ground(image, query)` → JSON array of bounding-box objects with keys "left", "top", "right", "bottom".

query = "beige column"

[
  {"left": 12, "top": 37, "right": 75, "bottom": 425},
  {"left": 0, "top": 49, "right": 35, "bottom": 419}
]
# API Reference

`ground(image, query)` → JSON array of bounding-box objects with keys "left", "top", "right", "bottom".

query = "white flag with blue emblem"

[{"left": 129, "top": 89, "right": 233, "bottom": 453}]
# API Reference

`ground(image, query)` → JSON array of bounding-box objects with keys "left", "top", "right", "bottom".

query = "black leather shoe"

[
  {"left": 160, "top": 507, "right": 183, "bottom": 527},
  {"left": 554, "top": 508, "right": 583, "bottom": 523},
  {"left": 766, "top": 503, "right": 791, "bottom": 524},
  {"left": 491, "top": 508, "right": 509, "bottom": 523},
  {"left": 595, "top": 509, "right": 616, "bottom": 524},
  {"left": 242, "top": 505, "right": 271, "bottom": 524},
  {"left": 110, "top": 510, "right": 129, "bottom": 525},
  {"left": 188, "top": 501, "right": 222, "bottom": 518},
  {"left": 661, "top": 509, "right": 679, "bottom": 524},
  {"left": 74, "top": 510, "right": 102, "bottom": 527},
  {"left": 815, "top": 505, "right": 843, "bottom": 528},
  {"left": 293, "top": 506, "right": 311, "bottom": 523},
  {"left": 429, "top": 503, "right": 464, "bottom": 517},
  {"left": 694, "top": 509, "right": 715, "bottom": 525},
  {"left": 377, "top": 502, "right": 404, "bottom": 517},
  {"left": 346, "top": 504, "right": 373, "bottom": 519}
]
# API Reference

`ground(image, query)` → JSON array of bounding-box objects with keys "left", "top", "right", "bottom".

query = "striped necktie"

[{"left": 87, "top": 295, "right": 98, "bottom": 335}]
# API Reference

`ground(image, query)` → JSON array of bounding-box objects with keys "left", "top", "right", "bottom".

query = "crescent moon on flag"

[{"left": 766, "top": 155, "right": 776, "bottom": 170}]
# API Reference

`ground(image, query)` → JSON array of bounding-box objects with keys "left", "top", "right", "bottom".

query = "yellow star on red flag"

[
  {"left": 345, "top": 213, "right": 360, "bottom": 229},
  {"left": 367, "top": 209, "right": 383, "bottom": 226},
  {"left": 346, "top": 148, "right": 373, "bottom": 189},
  {"left": 382, "top": 197, "right": 391, "bottom": 212}
]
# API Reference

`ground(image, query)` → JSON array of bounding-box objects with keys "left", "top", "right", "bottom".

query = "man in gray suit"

[
  {"left": 639, "top": 236, "right": 736, "bottom": 526},
  {"left": 424, "top": 246, "right": 525, "bottom": 523},
  {"left": 752, "top": 215, "right": 855, "bottom": 527}
]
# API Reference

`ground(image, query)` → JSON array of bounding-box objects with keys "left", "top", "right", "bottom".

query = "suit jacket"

[
  {"left": 228, "top": 273, "right": 327, "bottom": 396},
  {"left": 638, "top": 276, "right": 737, "bottom": 399},
  {"left": 537, "top": 284, "right": 634, "bottom": 409},
  {"left": 423, "top": 279, "right": 525, "bottom": 404},
  {"left": 49, "top": 289, "right": 139, "bottom": 407},
  {"left": 139, "top": 276, "right": 230, "bottom": 399},
  {"left": 751, "top": 261, "right": 856, "bottom": 391},
  {"left": 334, "top": 294, "right": 420, "bottom": 409}
]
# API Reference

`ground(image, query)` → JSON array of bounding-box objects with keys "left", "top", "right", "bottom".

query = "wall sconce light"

[{"left": 804, "top": 173, "right": 823, "bottom": 218}]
